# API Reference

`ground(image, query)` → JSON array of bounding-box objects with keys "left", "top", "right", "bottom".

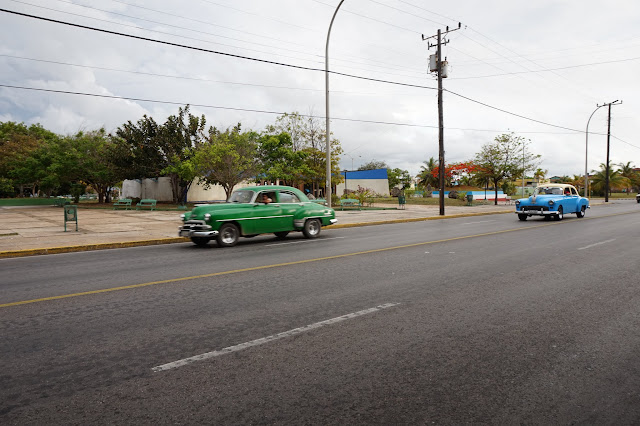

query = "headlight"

[
  {"left": 180, "top": 214, "right": 186, "bottom": 220},
  {"left": 515, "top": 200, "right": 520, "bottom": 206},
  {"left": 549, "top": 200, "right": 554, "bottom": 205},
  {"left": 204, "top": 213, "right": 211, "bottom": 220}
]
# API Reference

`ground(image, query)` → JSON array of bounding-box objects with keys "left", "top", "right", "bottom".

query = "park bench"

[
  {"left": 339, "top": 198, "right": 362, "bottom": 210},
  {"left": 136, "top": 199, "right": 157, "bottom": 210},
  {"left": 113, "top": 198, "right": 132, "bottom": 210}
]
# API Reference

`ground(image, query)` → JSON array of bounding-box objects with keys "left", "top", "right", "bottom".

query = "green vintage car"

[{"left": 179, "top": 185, "right": 337, "bottom": 247}]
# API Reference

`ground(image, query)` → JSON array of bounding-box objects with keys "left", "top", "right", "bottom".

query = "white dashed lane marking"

[{"left": 152, "top": 303, "right": 400, "bottom": 372}]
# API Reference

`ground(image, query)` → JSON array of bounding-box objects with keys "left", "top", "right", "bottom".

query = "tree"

[
  {"left": 590, "top": 163, "right": 631, "bottom": 197},
  {"left": 431, "top": 162, "right": 478, "bottom": 188},
  {"left": 533, "top": 168, "right": 547, "bottom": 185},
  {"left": 265, "top": 111, "right": 342, "bottom": 196},
  {"left": 474, "top": 133, "right": 541, "bottom": 205},
  {"left": 387, "top": 168, "right": 411, "bottom": 190},
  {"left": 63, "top": 129, "right": 125, "bottom": 203},
  {"left": 358, "top": 160, "right": 388, "bottom": 171},
  {"left": 257, "top": 132, "right": 309, "bottom": 186},
  {"left": 116, "top": 105, "right": 206, "bottom": 203},
  {"left": 0, "top": 122, "right": 59, "bottom": 197},
  {"left": 617, "top": 162, "right": 638, "bottom": 193},
  {"left": 417, "top": 157, "right": 438, "bottom": 188},
  {"left": 194, "top": 125, "right": 259, "bottom": 199}
]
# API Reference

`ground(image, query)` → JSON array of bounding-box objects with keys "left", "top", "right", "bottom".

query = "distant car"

[
  {"left": 515, "top": 183, "right": 589, "bottom": 221},
  {"left": 636, "top": 193, "right": 640, "bottom": 203},
  {"left": 179, "top": 185, "right": 337, "bottom": 247}
]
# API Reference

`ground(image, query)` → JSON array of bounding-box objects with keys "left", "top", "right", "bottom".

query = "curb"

[
  {"left": 0, "top": 238, "right": 188, "bottom": 259},
  {"left": 0, "top": 210, "right": 512, "bottom": 259}
]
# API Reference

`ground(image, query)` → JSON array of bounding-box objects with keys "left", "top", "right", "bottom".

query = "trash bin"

[
  {"left": 466, "top": 193, "right": 473, "bottom": 206},
  {"left": 64, "top": 204, "right": 78, "bottom": 232},
  {"left": 398, "top": 195, "right": 406, "bottom": 209}
]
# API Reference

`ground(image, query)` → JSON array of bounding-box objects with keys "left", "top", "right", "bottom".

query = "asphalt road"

[{"left": 2, "top": 201, "right": 640, "bottom": 424}]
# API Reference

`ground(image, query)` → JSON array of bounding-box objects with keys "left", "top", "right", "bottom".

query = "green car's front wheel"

[
  {"left": 217, "top": 223, "right": 240, "bottom": 247},
  {"left": 302, "top": 218, "right": 321, "bottom": 239}
]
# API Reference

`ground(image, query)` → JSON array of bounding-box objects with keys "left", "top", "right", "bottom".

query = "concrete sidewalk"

[{"left": 0, "top": 203, "right": 513, "bottom": 258}]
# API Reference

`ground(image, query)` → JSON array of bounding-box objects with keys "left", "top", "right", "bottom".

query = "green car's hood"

[{"left": 185, "top": 202, "right": 253, "bottom": 220}]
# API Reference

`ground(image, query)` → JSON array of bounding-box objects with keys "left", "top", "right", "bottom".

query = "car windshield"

[
  {"left": 535, "top": 187, "right": 563, "bottom": 195},
  {"left": 228, "top": 190, "right": 255, "bottom": 203}
]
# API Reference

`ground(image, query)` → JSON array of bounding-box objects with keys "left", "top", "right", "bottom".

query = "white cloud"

[{"left": 1, "top": 0, "right": 639, "bottom": 178}]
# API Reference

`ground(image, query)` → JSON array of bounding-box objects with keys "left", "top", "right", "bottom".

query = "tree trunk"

[{"left": 494, "top": 180, "right": 499, "bottom": 205}]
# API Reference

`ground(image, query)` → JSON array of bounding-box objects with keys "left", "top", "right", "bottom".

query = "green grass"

[{"left": 0, "top": 198, "right": 66, "bottom": 206}]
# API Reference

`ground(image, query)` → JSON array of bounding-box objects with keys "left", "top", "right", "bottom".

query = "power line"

[
  {"left": 0, "top": 53, "right": 424, "bottom": 96},
  {"left": 448, "top": 56, "right": 640, "bottom": 80},
  {"left": 444, "top": 89, "right": 583, "bottom": 133},
  {"left": 0, "top": 83, "right": 591, "bottom": 136},
  {"left": 0, "top": 8, "right": 436, "bottom": 89},
  {"left": 1, "top": 9, "right": 626, "bottom": 139},
  {"left": 36, "top": 0, "right": 426, "bottom": 78}
]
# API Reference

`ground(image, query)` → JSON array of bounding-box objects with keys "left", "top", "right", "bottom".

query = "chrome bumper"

[
  {"left": 179, "top": 228, "right": 219, "bottom": 238},
  {"left": 179, "top": 220, "right": 218, "bottom": 238},
  {"left": 330, "top": 218, "right": 338, "bottom": 225},
  {"left": 515, "top": 210, "right": 553, "bottom": 216}
]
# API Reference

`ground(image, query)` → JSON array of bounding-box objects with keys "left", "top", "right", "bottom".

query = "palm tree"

[
  {"left": 570, "top": 174, "right": 585, "bottom": 193},
  {"left": 617, "top": 161, "right": 638, "bottom": 193},
  {"left": 418, "top": 157, "right": 438, "bottom": 188},
  {"left": 533, "top": 168, "right": 547, "bottom": 185},
  {"left": 590, "top": 163, "right": 631, "bottom": 196}
]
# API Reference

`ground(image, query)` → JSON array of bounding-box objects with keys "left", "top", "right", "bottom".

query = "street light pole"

[
  {"left": 585, "top": 100, "right": 620, "bottom": 199},
  {"left": 325, "top": 0, "right": 344, "bottom": 208},
  {"left": 585, "top": 104, "right": 605, "bottom": 198}
]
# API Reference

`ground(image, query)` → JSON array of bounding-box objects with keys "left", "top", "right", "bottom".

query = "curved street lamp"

[
  {"left": 584, "top": 104, "right": 606, "bottom": 198},
  {"left": 325, "top": 0, "right": 345, "bottom": 208}
]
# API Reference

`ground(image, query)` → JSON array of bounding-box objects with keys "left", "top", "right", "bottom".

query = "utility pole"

[
  {"left": 423, "top": 23, "right": 461, "bottom": 215},
  {"left": 602, "top": 100, "right": 621, "bottom": 202}
]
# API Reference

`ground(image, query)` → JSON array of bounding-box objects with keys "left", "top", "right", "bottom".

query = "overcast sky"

[{"left": 1, "top": 0, "right": 639, "bottom": 178}]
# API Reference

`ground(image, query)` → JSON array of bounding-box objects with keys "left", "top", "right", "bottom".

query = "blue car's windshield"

[
  {"left": 228, "top": 190, "right": 255, "bottom": 203},
  {"left": 535, "top": 187, "right": 563, "bottom": 195}
]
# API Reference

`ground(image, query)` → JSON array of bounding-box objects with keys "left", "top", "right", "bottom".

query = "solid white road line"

[
  {"left": 152, "top": 303, "right": 400, "bottom": 372},
  {"left": 577, "top": 238, "right": 616, "bottom": 250}
]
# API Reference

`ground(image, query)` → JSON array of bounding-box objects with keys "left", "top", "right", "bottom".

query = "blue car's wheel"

[
  {"left": 554, "top": 206, "right": 564, "bottom": 221},
  {"left": 518, "top": 214, "right": 527, "bottom": 221},
  {"left": 576, "top": 205, "right": 586, "bottom": 218}
]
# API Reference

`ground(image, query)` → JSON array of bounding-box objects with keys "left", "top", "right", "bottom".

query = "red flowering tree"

[{"left": 431, "top": 161, "right": 478, "bottom": 187}]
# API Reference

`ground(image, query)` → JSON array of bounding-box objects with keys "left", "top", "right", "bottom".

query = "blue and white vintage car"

[{"left": 515, "top": 183, "right": 589, "bottom": 221}]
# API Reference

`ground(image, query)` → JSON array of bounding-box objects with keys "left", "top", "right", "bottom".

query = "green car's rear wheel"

[
  {"left": 217, "top": 223, "right": 240, "bottom": 247},
  {"left": 302, "top": 218, "right": 321, "bottom": 239}
]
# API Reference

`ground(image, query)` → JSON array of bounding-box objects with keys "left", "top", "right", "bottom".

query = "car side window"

[
  {"left": 571, "top": 188, "right": 578, "bottom": 196},
  {"left": 279, "top": 192, "right": 300, "bottom": 203},
  {"left": 258, "top": 192, "right": 276, "bottom": 204}
]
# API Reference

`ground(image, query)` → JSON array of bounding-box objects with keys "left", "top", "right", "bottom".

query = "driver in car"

[{"left": 261, "top": 193, "right": 272, "bottom": 204}]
